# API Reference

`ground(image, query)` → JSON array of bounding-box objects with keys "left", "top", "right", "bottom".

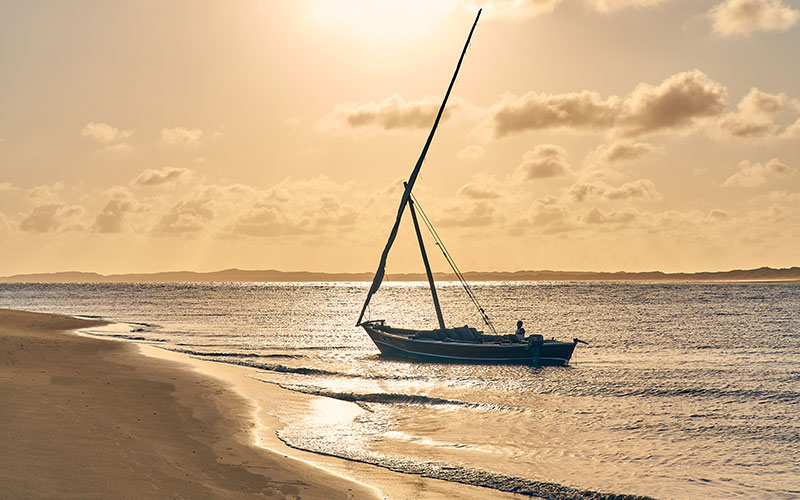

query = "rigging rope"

[{"left": 409, "top": 192, "right": 497, "bottom": 334}]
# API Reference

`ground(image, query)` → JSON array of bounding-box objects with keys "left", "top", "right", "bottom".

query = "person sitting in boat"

[{"left": 515, "top": 320, "right": 526, "bottom": 342}]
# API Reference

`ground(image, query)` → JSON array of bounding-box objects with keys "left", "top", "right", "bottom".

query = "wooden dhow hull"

[{"left": 361, "top": 321, "right": 577, "bottom": 366}]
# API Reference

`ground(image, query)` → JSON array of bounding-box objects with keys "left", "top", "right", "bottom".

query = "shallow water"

[{"left": 1, "top": 281, "right": 798, "bottom": 499}]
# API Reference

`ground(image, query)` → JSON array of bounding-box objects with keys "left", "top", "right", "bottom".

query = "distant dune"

[{"left": 1, "top": 267, "right": 799, "bottom": 283}]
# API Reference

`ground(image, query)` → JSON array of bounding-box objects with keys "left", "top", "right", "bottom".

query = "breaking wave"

[
  {"left": 168, "top": 348, "right": 300, "bottom": 360},
  {"left": 276, "top": 431, "right": 657, "bottom": 500}
]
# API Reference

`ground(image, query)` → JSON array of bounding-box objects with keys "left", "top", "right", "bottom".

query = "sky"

[{"left": 1, "top": 0, "right": 799, "bottom": 276}]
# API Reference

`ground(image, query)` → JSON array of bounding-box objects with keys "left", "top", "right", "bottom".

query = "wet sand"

[
  {"left": 0, "top": 308, "right": 522, "bottom": 500},
  {"left": 0, "top": 308, "right": 378, "bottom": 499}
]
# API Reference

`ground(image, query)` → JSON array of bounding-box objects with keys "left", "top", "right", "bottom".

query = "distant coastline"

[{"left": 1, "top": 266, "right": 799, "bottom": 283}]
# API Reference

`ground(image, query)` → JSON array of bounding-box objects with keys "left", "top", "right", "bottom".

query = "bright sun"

[{"left": 311, "top": 0, "right": 457, "bottom": 38}]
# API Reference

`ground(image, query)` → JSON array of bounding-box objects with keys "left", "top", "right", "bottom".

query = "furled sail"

[{"left": 357, "top": 10, "right": 481, "bottom": 326}]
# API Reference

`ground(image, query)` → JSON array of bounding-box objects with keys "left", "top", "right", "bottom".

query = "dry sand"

[{"left": 0, "top": 308, "right": 379, "bottom": 500}]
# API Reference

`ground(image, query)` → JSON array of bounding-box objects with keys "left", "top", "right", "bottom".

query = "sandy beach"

[
  {"left": 0, "top": 308, "right": 525, "bottom": 500},
  {"left": 0, "top": 308, "right": 379, "bottom": 500}
]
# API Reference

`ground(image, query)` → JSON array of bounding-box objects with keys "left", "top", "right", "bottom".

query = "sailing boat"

[{"left": 356, "top": 10, "right": 580, "bottom": 366}]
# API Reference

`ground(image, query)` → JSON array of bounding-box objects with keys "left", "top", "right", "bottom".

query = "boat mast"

[
  {"left": 407, "top": 185, "right": 446, "bottom": 330},
  {"left": 357, "top": 9, "right": 482, "bottom": 326}
]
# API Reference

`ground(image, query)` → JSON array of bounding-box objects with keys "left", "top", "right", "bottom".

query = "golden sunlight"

[{"left": 311, "top": 0, "right": 455, "bottom": 38}]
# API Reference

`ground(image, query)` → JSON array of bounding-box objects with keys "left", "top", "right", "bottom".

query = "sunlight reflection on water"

[{"left": 1, "top": 281, "right": 798, "bottom": 499}]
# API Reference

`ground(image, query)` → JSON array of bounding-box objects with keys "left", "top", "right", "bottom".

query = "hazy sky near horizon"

[{"left": 1, "top": 0, "right": 799, "bottom": 276}]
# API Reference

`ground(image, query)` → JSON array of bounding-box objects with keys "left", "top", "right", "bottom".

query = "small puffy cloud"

[
  {"left": 437, "top": 202, "right": 497, "bottom": 227},
  {"left": 714, "top": 87, "right": 791, "bottom": 139},
  {"left": 456, "top": 145, "right": 485, "bottom": 160},
  {"left": 133, "top": 167, "right": 193, "bottom": 187},
  {"left": 781, "top": 117, "right": 800, "bottom": 139},
  {"left": 514, "top": 145, "right": 572, "bottom": 179},
  {"left": 622, "top": 71, "right": 728, "bottom": 136},
  {"left": 161, "top": 127, "right": 203, "bottom": 147},
  {"left": 709, "top": 0, "right": 799, "bottom": 36},
  {"left": 490, "top": 90, "right": 619, "bottom": 136},
  {"left": 19, "top": 202, "right": 86, "bottom": 233},
  {"left": 0, "top": 182, "right": 18, "bottom": 192},
  {"left": 570, "top": 178, "right": 661, "bottom": 201},
  {"left": 585, "top": 0, "right": 673, "bottom": 12},
  {"left": 91, "top": 188, "right": 139, "bottom": 233},
  {"left": 530, "top": 196, "right": 570, "bottom": 226},
  {"left": 459, "top": 0, "right": 562, "bottom": 20},
  {"left": 706, "top": 208, "right": 732, "bottom": 222},
  {"left": 154, "top": 198, "right": 215, "bottom": 234},
  {"left": 27, "top": 182, "right": 65, "bottom": 202},
  {"left": 489, "top": 70, "right": 726, "bottom": 138},
  {"left": 594, "top": 141, "right": 663, "bottom": 164},
  {"left": 722, "top": 158, "right": 796, "bottom": 187},
  {"left": 317, "top": 94, "right": 465, "bottom": 134},
  {"left": 454, "top": 172, "right": 504, "bottom": 200},
  {"left": 457, "top": 182, "right": 502, "bottom": 199},
  {"left": 231, "top": 177, "right": 360, "bottom": 237},
  {"left": 232, "top": 203, "right": 311, "bottom": 237},
  {"left": 581, "top": 207, "right": 638, "bottom": 225},
  {"left": 81, "top": 122, "right": 133, "bottom": 144}
]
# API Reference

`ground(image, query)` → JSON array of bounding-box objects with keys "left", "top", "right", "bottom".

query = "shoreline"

[
  {"left": 0, "top": 308, "right": 521, "bottom": 500},
  {"left": 0, "top": 308, "right": 378, "bottom": 499}
]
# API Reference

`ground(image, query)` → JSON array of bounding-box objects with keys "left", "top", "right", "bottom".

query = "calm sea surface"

[{"left": 1, "top": 281, "right": 798, "bottom": 499}]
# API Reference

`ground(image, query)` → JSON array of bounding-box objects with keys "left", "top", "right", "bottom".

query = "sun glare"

[{"left": 311, "top": 0, "right": 456, "bottom": 38}]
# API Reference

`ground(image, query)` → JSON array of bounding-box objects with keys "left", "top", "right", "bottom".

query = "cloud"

[
  {"left": 570, "top": 178, "right": 661, "bottom": 201},
  {"left": 722, "top": 158, "right": 796, "bottom": 187},
  {"left": 514, "top": 145, "right": 572, "bottom": 179},
  {"left": 594, "top": 141, "right": 663, "bottom": 164},
  {"left": 27, "top": 183, "right": 65, "bottom": 202},
  {"left": 317, "top": 94, "right": 465, "bottom": 134},
  {"left": 160, "top": 127, "right": 203, "bottom": 147},
  {"left": 231, "top": 177, "right": 360, "bottom": 237},
  {"left": 581, "top": 207, "right": 638, "bottom": 225},
  {"left": 154, "top": 198, "right": 215, "bottom": 234},
  {"left": 530, "top": 196, "right": 570, "bottom": 226},
  {"left": 19, "top": 202, "right": 86, "bottom": 233},
  {"left": 0, "top": 182, "right": 18, "bottom": 192},
  {"left": 459, "top": 0, "right": 562, "bottom": 20},
  {"left": 457, "top": 183, "right": 502, "bottom": 199},
  {"left": 714, "top": 87, "right": 792, "bottom": 139},
  {"left": 456, "top": 145, "right": 485, "bottom": 160},
  {"left": 709, "top": 0, "right": 800, "bottom": 36},
  {"left": 91, "top": 188, "right": 139, "bottom": 233},
  {"left": 81, "top": 122, "right": 133, "bottom": 144},
  {"left": 460, "top": 0, "right": 682, "bottom": 21},
  {"left": 781, "top": 117, "right": 800, "bottom": 139},
  {"left": 585, "top": 0, "right": 673, "bottom": 12},
  {"left": 133, "top": 167, "right": 193, "bottom": 187},
  {"left": 232, "top": 203, "right": 312, "bottom": 237},
  {"left": 706, "top": 208, "right": 731, "bottom": 222},
  {"left": 437, "top": 202, "right": 497, "bottom": 227},
  {"left": 151, "top": 183, "right": 257, "bottom": 235},
  {"left": 489, "top": 70, "right": 727, "bottom": 138}
]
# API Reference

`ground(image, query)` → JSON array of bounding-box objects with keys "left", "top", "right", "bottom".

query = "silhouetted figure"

[{"left": 515, "top": 320, "right": 526, "bottom": 341}]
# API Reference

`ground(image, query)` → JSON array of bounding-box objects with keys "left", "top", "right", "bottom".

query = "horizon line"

[{"left": 2, "top": 265, "right": 799, "bottom": 283}]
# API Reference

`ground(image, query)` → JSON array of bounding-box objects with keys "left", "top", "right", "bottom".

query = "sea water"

[{"left": 1, "top": 281, "right": 798, "bottom": 499}]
